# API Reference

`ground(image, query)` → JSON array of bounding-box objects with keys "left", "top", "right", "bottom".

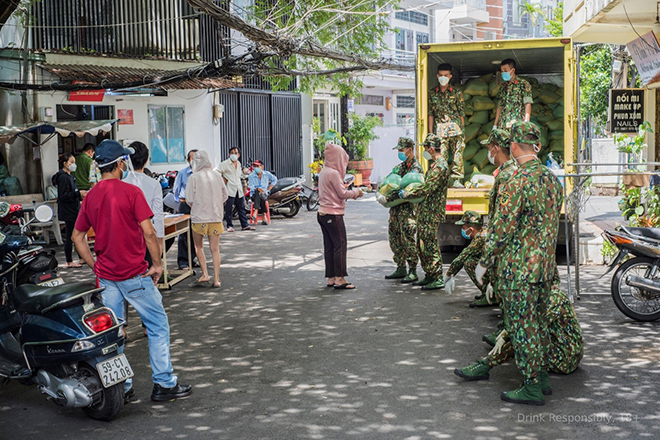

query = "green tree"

[
  {"left": 544, "top": 2, "right": 563, "bottom": 37},
  {"left": 579, "top": 45, "right": 612, "bottom": 128},
  {"left": 519, "top": 1, "right": 545, "bottom": 36}
]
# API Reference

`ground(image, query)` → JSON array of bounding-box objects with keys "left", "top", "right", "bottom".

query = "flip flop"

[
  {"left": 334, "top": 283, "right": 355, "bottom": 290},
  {"left": 326, "top": 283, "right": 335, "bottom": 288}
]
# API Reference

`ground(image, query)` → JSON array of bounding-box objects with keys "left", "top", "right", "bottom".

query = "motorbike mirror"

[
  {"left": 0, "top": 202, "right": 10, "bottom": 218},
  {"left": 34, "top": 205, "right": 54, "bottom": 223}
]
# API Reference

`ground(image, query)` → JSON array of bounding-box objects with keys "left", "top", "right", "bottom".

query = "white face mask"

[
  {"left": 487, "top": 150, "right": 496, "bottom": 165},
  {"left": 230, "top": 154, "right": 239, "bottom": 162},
  {"left": 438, "top": 76, "right": 450, "bottom": 86},
  {"left": 68, "top": 162, "right": 77, "bottom": 173},
  {"left": 423, "top": 150, "right": 433, "bottom": 161},
  {"left": 513, "top": 153, "right": 537, "bottom": 165}
]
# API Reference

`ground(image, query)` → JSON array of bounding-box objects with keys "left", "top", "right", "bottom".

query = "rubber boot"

[
  {"left": 385, "top": 266, "right": 407, "bottom": 279},
  {"left": 474, "top": 293, "right": 485, "bottom": 300},
  {"left": 401, "top": 267, "right": 418, "bottom": 284},
  {"left": 501, "top": 382, "right": 545, "bottom": 406},
  {"left": 482, "top": 330, "right": 498, "bottom": 347},
  {"left": 421, "top": 278, "right": 445, "bottom": 290},
  {"left": 413, "top": 276, "right": 433, "bottom": 286},
  {"left": 454, "top": 360, "right": 491, "bottom": 381},
  {"left": 540, "top": 370, "right": 552, "bottom": 396},
  {"left": 469, "top": 296, "right": 498, "bottom": 308}
]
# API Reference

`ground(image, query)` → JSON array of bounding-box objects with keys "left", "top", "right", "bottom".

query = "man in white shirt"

[{"left": 215, "top": 147, "right": 254, "bottom": 231}]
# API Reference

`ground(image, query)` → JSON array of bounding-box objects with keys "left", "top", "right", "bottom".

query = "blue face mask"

[
  {"left": 501, "top": 71, "right": 512, "bottom": 82},
  {"left": 398, "top": 152, "right": 407, "bottom": 161},
  {"left": 253, "top": 167, "right": 261, "bottom": 174},
  {"left": 461, "top": 228, "right": 472, "bottom": 240}
]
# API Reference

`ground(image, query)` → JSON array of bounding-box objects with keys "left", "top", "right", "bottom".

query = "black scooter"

[{"left": 0, "top": 203, "right": 132, "bottom": 421}]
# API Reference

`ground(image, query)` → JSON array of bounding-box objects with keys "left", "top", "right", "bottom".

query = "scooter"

[
  {"left": 0, "top": 203, "right": 132, "bottom": 421},
  {"left": 266, "top": 176, "right": 304, "bottom": 218},
  {"left": 603, "top": 225, "right": 660, "bottom": 322}
]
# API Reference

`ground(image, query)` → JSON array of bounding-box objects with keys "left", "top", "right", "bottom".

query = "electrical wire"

[{"left": 621, "top": 0, "right": 660, "bottom": 53}]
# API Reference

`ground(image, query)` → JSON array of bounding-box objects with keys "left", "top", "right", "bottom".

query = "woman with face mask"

[{"left": 56, "top": 153, "right": 88, "bottom": 268}]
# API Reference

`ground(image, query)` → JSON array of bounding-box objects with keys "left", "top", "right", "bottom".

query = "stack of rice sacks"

[{"left": 376, "top": 172, "right": 425, "bottom": 207}]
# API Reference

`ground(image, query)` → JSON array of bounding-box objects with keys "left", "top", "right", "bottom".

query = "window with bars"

[
  {"left": 416, "top": 32, "right": 429, "bottom": 45},
  {"left": 394, "top": 10, "right": 429, "bottom": 26},
  {"left": 395, "top": 28, "right": 414, "bottom": 52},
  {"left": 148, "top": 105, "right": 186, "bottom": 164},
  {"left": 396, "top": 113, "right": 415, "bottom": 126},
  {"left": 396, "top": 96, "right": 415, "bottom": 108}
]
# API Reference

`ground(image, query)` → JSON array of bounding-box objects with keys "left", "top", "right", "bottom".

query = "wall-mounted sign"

[
  {"left": 609, "top": 88, "right": 644, "bottom": 134},
  {"left": 117, "top": 109, "right": 134, "bottom": 125},
  {"left": 627, "top": 31, "right": 660, "bottom": 86},
  {"left": 347, "top": 99, "right": 354, "bottom": 112},
  {"left": 68, "top": 81, "right": 105, "bottom": 102}
]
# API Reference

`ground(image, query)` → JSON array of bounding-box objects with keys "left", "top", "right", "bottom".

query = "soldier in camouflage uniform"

[
  {"left": 428, "top": 63, "right": 465, "bottom": 185},
  {"left": 444, "top": 211, "right": 495, "bottom": 307},
  {"left": 385, "top": 137, "right": 423, "bottom": 283},
  {"left": 454, "top": 284, "right": 583, "bottom": 380},
  {"left": 475, "top": 121, "right": 563, "bottom": 406},
  {"left": 401, "top": 134, "right": 450, "bottom": 290},
  {"left": 494, "top": 59, "right": 533, "bottom": 129}
]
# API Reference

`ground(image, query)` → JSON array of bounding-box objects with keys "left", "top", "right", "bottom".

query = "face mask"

[
  {"left": 513, "top": 153, "right": 537, "bottom": 165},
  {"left": 438, "top": 76, "right": 450, "bottom": 86},
  {"left": 398, "top": 152, "right": 407, "bottom": 161},
  {"left": 487, "top": 149, "right": 496, "bottom": 165},
  {"left": 230, "top": 154, "right": 239, "bottom": 162},
  {"left": 422, "top": 150, "right": 433, "bottom": 161},
  {"left": 501, "top": 71, "right": 512, "bottom": 82},
  {"left": 121, "top": 162, "right": 129, "bottom": 180},
  {"left": 68, "top": 163, "right": 77, "bottom": 173},
  {"left": 461, "top": 229, "right": 472, "bottom": 240},
  {"left": 253, "top": 167, "right": 261, "bottom": 174}
]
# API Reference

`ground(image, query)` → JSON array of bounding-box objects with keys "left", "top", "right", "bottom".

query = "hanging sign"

[{"left": 626, "top": 31, "right": 660, "bottom": 86}]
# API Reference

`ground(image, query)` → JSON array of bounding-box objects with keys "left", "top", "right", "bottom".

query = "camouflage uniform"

[
  {"left": 407, "top": 135, "right": 450, "bottom": 281},
  {"left": 485, "top": 286, "right": 583, "bottom": 375},
  {"left": 479, "top": 121, "right": 563, "bottom": 386},
  {"left": 446, "top": 212, "right": 494, "bottom": 293},
  {"left": 429, "top": 86, "right": 465, "bottom": 181},
  {"left": 389, "top": 138, "right": 423, "bottom": 270},
  {"left": 496, "top": 78, "right": 533, "bottom": 129}
]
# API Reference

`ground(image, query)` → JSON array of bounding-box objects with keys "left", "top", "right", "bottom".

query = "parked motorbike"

[
  {"left": 0, "top": 203, "right": 22, "bottom": 228},
  {"left": 603, "top": 225, "right": 660, "bottom": 321},
  {"left": 266, "top": 176, "right": 304, "bottom": 218},
  {"left": 0, "top": 203, "right": 132, "bottom": 421}
]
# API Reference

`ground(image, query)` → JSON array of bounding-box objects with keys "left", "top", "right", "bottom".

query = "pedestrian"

[
  {"left": 318, "top": 141, "right": 363, "bottom": 289},
  {"left": 215, "top": 147, "right": 254, "bottom": 231},
  {"left": 72, "top": 139, "right": 192, "bottom": 402},
  {"left": 400, "top": 134, "right": 451, "bottom": 290},
  {"left": 172, "top": 150, "right": 198, "bottom": 270},
  {"left": 73, "top": 143, "right": 95, "bottom": 191},
  {"left": 443, "top": 210, "right": 496, "bottom": 307},
  {"left": 493, "top": 59, "right": 533, "bottom": 129},
  {"left": 186, "top": 150, "right": 228, "bottom": 288},
  {"left": 55, "top": 153, "right": 87, "bottom": 268},
  {"left": 248, "top": 160, "right": 277, "bottom": 225},
  {"left": 476, "top": 121, "right": 563, "bottom": 406},
  {"left": 428, "top": 62, "right": 466, "bottom": 186},
  {"left": 385, "top": 137, "right": 423, "bottom": 283}
]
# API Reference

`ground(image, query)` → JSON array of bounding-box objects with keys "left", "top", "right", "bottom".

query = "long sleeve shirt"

[
  {"left": 172, "top": 165, "right": 193, "bottom": 202},
  {"left": 248, "top": 171, "right": 277, "bottom": 196}
]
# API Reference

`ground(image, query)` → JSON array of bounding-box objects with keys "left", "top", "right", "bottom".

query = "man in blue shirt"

[
  {"left": 248, "top": 160, "right": 277, "bottom": 225},
  {"left": 173, "top": 149, "right": 198, "bottom": 269}
]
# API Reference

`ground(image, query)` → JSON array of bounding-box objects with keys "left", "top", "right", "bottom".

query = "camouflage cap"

[
  {"left": 394, "top": 137, "right": 415, "bottom": 150},
  {"left": 481, "top": 128, "right": 511, "bottom": 148},
  {"left": 436, "top": 117, "right": 462, "bottom": 139},
  {"left": 455, "top": 210, "right": 482, "bottom": 226},
  {"left": 510, "top": 121, "right": 541, "bottom": 144},
  {"left": 421, "top": 133, "right": 440, "bottom": 148}
]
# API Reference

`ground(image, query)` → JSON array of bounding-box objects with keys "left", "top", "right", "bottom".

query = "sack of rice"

[
  {"left": 549, "top": 130, "right": 563, "bottom": 140},
  {"left": 379, "top": 173, "right": 402, "bottom": 195},
  {"left": 540, "top": 82, "right": 558, "bottom": 92},
  {"left": 469, "top": 111, "right": 490, "bottom": 125},
  {"left": 464, "top": 100, "right": 474, "bottom": 116},
  {"left": 463, "top": 93, "right": 472, "bottom": 102},
  {"left": 489, "top": 81, "right": 500, "bottom": 98},
  {"left": 472, "top": 148, "right": 489, "bottom": 169},
  {"left": 473, "top": 96, "right": 495, "bottom": 111},
  {"left": 539, "top": 90, "right": 561, "bottom": 105},
  {"left": 478, "top": 133, "right": 489, "bottom": 142},
  {"left": 537, "top": 112, "right": 554, "bottom": 124},
  {"left": 463, "top": 142, "right": 480, "bottom": 161},
  {"left": 481, "top": 164, "right": 497, "bottom": 175},
  {"left": 479, "top": 73, "right": 494, "bottom": 84},
  {"left": 553, "top": 104, "right": 564, "bottom": 119},
  {"left": 524, "top": 76, "right": 539, "bottom": 87},
  {"left": 482, "top": 120, "right": 495, "bottom": 134},
  {"left": 375, "top": 191, "right": 388, "bottom": 206},
  {"left": 464, "top": 80, "right": 489, "bottom": 97},
  {"left": 550, "top": 140, "right": 563, "bottom": 152},
  {"left": 539, "top": 127, "right": 549, "bottom": 148},
  {"left": 400, "top": 171, "right": 425, "bottom": 189},
  {"left": 464, "top": 123, "right": 480, "bottom": 142},
  {"left": 547, "top": 120, "right": 563, "bottom": 131}
]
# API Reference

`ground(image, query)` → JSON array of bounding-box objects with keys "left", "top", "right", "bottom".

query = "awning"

[{"left": 0, "top": 119, "right": 117, "bottom": 145}]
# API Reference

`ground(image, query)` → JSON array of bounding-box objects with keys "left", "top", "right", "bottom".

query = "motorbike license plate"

[
  {"left": 37, "top": 277, "right": 64, "bottom": 287},
  {"left": 96, "top": 354, "right": 134, "bottom": 388}
]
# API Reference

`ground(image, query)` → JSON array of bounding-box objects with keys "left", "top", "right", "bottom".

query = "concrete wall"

[
  {"left": 590, "top": 138, "right": 621, "bottom": 185},
  {"left": 369, "top": 125, "right": 416, "bottom": 185}
]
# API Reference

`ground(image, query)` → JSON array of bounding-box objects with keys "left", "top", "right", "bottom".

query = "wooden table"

[{"left": 158, "top": 214, "right": 193, "bottom": 290}]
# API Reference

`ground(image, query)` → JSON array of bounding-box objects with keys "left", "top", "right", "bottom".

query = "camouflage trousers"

[
  {"left": 464, "top": 260, "right": 496, "bottom": 294},
  {"left": 437, "top": 133, "right": 465, "bottom": 181},
  {"left": 388, "top": 204, "right": 418, "bottom": 268},
  {"left": 416, "top": 214, "right": 443, "bottom": 279},
  {"left": 499, "top": 282, "right": 551, "bottom": 385}
]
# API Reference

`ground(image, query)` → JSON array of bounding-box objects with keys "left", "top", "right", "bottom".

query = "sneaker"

[
  {"left": 501, "top": 382, "right": 545, "bottom": 406},
  {"left": 385, "top": 266, "right": 407, "bottom": 279},
  {"left": 151, "top": 383, "right": 193, "bottom": 402},
  {"left": 454, "top": 360, "right": 491, "bottom": 381},
  {"left": 401, "top": 271, "right": 418, "bottom": 284},
  {"left": 226, "top": 227, "right": 235, "bottom": 232},
  {"left": 412, "top": 276, "right": 433, "bottom": 286},
  {"left": 540, "top": 370, "right": 552, "bottom": 396},
  {"left": 421, "top": 278, "right": 445, "bottom": 290},
  {"left": 469, "top": 296, "right": 498, "bottom": 308},
  {"left": 482, "top": 331, "right": 498, "bottom": 347}
]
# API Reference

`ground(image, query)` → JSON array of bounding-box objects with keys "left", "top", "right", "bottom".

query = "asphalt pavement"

[{"left": 1, "top": 195, "right": 659, "bottom": 440}]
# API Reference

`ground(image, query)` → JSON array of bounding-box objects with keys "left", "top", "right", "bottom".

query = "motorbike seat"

[
  {"left": 12, "top": 282, "right": 99, "bottom": 314},
  {"left": 269, "top": 177, "right": 298, "bottom": 195},
  {"left": 627, "top": 227, "right": 660, "bottom": 242}
]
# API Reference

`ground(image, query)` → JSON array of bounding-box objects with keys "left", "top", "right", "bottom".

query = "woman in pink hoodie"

[{"left": 318, "top": 142, "right": 364, "bottom": 289}]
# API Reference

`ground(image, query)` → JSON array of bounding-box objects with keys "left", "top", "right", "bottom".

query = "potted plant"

[
  {"left": 346, "top": 113, "right": 382, "bottom": 186},
  {"left": 617, "top": 121, "right": 653, "bottom": 189},
  {"left": 347, "top": 169, "right": 363, "bottom": 187}
]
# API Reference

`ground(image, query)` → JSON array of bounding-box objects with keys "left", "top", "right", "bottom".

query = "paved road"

[{"left": 1, "top": 195, "right": 658, "bottom": 440}]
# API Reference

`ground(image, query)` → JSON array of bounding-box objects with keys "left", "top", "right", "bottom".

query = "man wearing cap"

[
  {"left": 443, "top": 211, "right": 496, "bottom": 307},
  {"left": 400, "top": 134, "right": 450, "bottom": 290},
  {"left": 475, "top": 121, "right": 563, "bottom": 406},
  {"left": 428, "top": 63, "right": 466, "bottom": 186},
  {"left": 72, "top": 139, "right": 193, "bottom": 403},
  {"left": 494, "top": 59, "right": 533, "bottom": 130},
  {"left": 385, "top": 137, "right": 423, "bottom": 283},
  {"left": 248, "top": 160, "right": 277, "bottom": 225}
]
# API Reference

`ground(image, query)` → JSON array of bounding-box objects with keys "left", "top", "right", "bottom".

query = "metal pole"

[{"left": 563, "top": 181, "right": 573, "bottom": 302}]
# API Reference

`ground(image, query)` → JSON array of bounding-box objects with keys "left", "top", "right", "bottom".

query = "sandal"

[
  {"left": 66, "top": 262, "right": 83, "bottom": 268},
  {"left": 334, "top": 283, "right": 356, "bottom": 290}
]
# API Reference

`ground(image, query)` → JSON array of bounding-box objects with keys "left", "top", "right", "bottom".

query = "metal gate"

[{"left": 217, "top": 91, "right": 302, "bottom": 178}]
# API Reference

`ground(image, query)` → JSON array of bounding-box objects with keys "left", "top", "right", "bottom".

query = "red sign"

[
  {"left": 117, "top": 109, "right": 134, "bottom": 125},
  {"left": 68, "top": 81, "right": 105, "bottom": 102}
]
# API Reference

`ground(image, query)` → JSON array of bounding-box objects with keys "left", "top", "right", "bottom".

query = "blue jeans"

[{"left": 100, "top": 275, "right": 178, "bottom": 389}]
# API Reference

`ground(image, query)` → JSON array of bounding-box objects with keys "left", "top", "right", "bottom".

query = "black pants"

[
  {"left": 252, "top": 192, "right": 268, "bottom": 214},
  {"left": 64, "top": 219, "right": 78, "bottom": 263},
  {"left": 317, "top": 213, "right": 348, "bottom": 278},
  {"left": 177, "top": 201, "right": 197, "bottom": 268},
  {"left": 225, "top": 195, "right": 249, "bottom": 228}
]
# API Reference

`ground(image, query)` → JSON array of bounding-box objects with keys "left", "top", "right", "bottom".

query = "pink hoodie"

[{"left": 318, "top": 143, "right": 360, "bottom": 215}]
